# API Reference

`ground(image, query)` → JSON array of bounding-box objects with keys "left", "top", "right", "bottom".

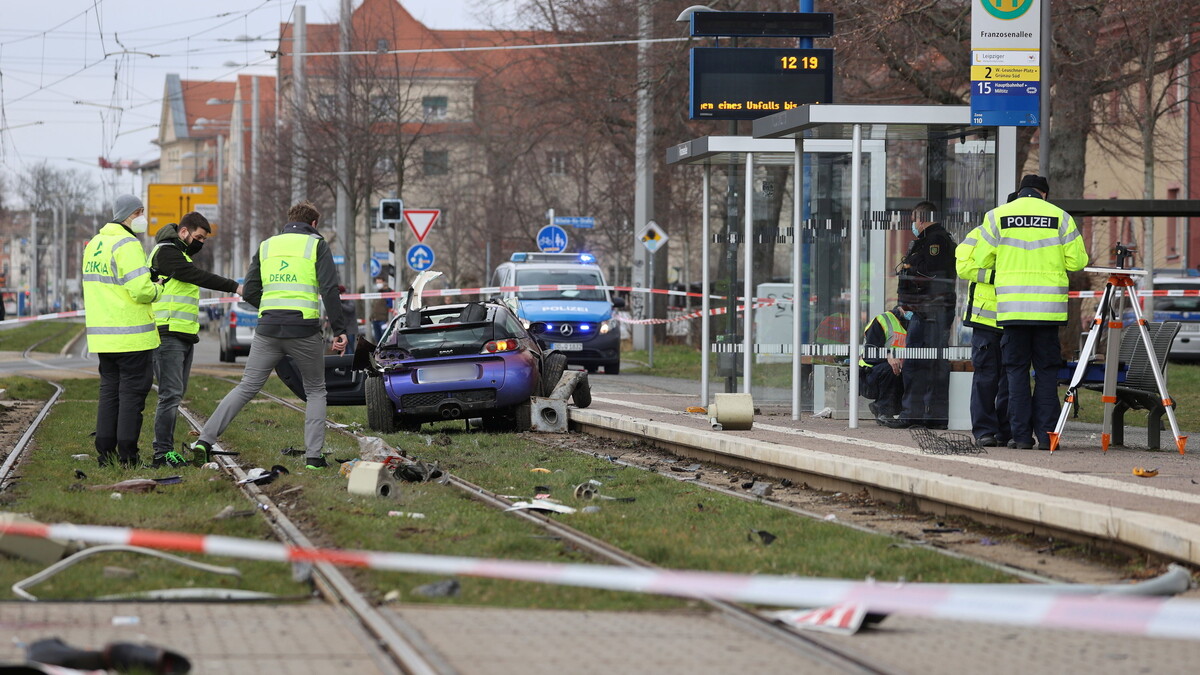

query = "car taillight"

[
  {"left": 481, "top": 339, "right": 519, "bottom": 353},
  {"left": 229, "top": 312, "right": 237, "bottom": 327}
]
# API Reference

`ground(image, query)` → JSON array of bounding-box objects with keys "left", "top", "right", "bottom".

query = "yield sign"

[{"left": 404, "top": 209, "right": 440, "bottom": 243}]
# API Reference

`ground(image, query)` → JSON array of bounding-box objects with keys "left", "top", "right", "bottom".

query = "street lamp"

[{"left": 676, "top": 5, "right": 718, "bottom": 22}]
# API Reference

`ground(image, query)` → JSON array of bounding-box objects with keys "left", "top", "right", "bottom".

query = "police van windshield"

[
  {"left": 1155, "top": 283, "right": 1200, "bottom": 312},
  {"left": 515, "top": 269, "right": 607, "bottom": 301}
]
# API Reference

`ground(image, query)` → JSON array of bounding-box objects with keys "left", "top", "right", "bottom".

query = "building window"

[
  {"left": 371, "top": 95, "right": 390, "bottom": 118},
  {"left": 317, "top": 95, "right": 337, "bottom": 119},
  {"left": 423, "top": 150, "right": 449, "bottom": 176},
  {"left": 422, "top": 96, "right": 448, "bottom": 120},
  {"left": 376, "top": 38, "right": 389, "bottom": 53},
  {"left": 548, "top": 151, "right": 568, "bottom": 176},
  {"left": 376, "top": 156, "right": 396, "bottom": 174}
]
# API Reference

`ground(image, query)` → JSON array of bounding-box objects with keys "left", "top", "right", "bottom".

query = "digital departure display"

[{"left": 690, "top": 48, "right": 834, "bottom": 121}]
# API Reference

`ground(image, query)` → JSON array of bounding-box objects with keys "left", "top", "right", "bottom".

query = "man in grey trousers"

[{"left": 191, "top": 201, "right": 347, "bottom": 469}]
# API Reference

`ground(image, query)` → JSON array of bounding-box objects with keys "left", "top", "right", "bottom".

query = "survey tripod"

[{"left": 1049, "top": 245, "right": 1187, "bottom": 454}]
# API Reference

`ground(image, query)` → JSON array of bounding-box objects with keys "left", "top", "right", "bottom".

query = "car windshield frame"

[
  {"left": 1152, "top": 283, "right": 1200, "bottom": 312},
  {"left": 514, "top": 269, "right": 608, "bottom": 302}
]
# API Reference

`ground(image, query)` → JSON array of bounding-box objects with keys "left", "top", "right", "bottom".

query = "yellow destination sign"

[{"left": 970, "top": 65, "right": 1040, "bottom": 82}]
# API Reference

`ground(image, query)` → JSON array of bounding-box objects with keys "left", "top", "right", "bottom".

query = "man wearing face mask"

[
  {"left": 146, "top": 211, "right": 243, "bottom": 468},
  {"left": 82, "top": 194, "right": 163, "bottom": 468},
  {"left": 883, "top": 201, "right": 957, "bottom": 429}
]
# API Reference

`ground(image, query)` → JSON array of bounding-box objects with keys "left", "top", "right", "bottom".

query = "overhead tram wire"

[{"left": 290, "top": 35, "right": 692, "bottom": 59}]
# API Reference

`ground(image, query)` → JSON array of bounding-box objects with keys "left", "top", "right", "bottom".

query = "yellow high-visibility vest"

[
  {"left": 81, "top": 222, "right": 161, "bottom": 353},
  {"left": 258, "top": 233, "right": 320, "bottom": 319},
  {"left": 859, "top": 311, "right": 907, "bottom": 368},
  {"left": 150, "top": 243, "right": 200, "bottom": 335},
  {"left": 956, "top": 226, "right": 999, "bottom": 331}
]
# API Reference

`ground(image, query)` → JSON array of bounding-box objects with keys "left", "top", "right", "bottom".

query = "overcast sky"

[{"left": 0, "top": 0, "right": 496, "bottom": 207}]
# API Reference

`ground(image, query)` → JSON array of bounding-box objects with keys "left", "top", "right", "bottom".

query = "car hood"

[{"left": 517, "top": 300, "right": 612, "bottom": 322}]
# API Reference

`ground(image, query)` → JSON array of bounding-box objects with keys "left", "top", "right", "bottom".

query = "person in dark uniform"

[
  {"left": 859, "top": 305, "right": 911, "bottom": 423},
  {"left": 883, "top": 201, "right": 957, "bottom": 429}
]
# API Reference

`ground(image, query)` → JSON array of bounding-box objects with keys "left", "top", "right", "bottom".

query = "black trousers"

[
  {"left": 96, "top": 349, "right": 155, "bottom": 466},
  {"left": 900, "top": 305, "right": 953, "bottom": 425}
]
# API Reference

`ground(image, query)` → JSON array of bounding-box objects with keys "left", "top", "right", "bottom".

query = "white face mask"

[
  {"left": 130, "top": 215, "right": 148, "bottom": 234},
  {"left": 375, "top": 282, "right": 384, "bottom": 289}
]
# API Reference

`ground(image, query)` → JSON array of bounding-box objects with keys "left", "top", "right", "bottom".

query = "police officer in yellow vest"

[
  {"left": 971, "top": 175, "right": 1089, "bottom": 449},
  {"left": 148, "top": 212, "right": 242, "bottom": 468},
  {"left": 859, "top": 306, "right": 910, "bottom": 424},
  {"left": 956, "top": 218, "right": 1011, "bottom": 448},
  {"left": 82, "top": 195, "right": 163, "bottom": 468},
  {"left": 192, "top": 201, "right": 347, "bottom": 469}
]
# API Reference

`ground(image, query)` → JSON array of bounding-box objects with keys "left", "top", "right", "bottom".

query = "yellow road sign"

[
  {"left": 970, "top": 65, "right": 1040, "bottom": 82},
  {"left": 147, "top": 183, "right": 220, "bottom": 236}
]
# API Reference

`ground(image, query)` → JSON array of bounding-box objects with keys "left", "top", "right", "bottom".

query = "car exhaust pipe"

[{"left": 440, "top": 404, "right": 463, "bottom": 419}]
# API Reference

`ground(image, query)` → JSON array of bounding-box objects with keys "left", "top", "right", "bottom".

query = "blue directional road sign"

[
  {"left": 553, "top": 215, "right": 595, "bottom": 229},
  {"left": 332, "top": 255, "right": 345, "bottom": 265},
  {"left": 407, "top": 244, "right": 434, "bottom": 272},
  {"left": 537, "top": 225, "right": 569, "bottom": 253},
  {"left": 369, "top": 257, "right": 382, "bottom": 278}
]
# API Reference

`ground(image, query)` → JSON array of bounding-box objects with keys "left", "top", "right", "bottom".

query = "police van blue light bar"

[
  {"left": 510, "top": 252, "right": 599, "bottom": 264},
  {"left": 579, "top": 253, "right": 595, "bottom": 263}
]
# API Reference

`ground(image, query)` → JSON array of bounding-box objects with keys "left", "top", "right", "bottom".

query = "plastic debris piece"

[
  {"left": 387, "top": 511, "right": 426, "bottom": 519},
  {"left": 384, "top": 590, "right": 402, "bottom": 602},
  {"left": 686, "top": 406, "right": 707, "bottom": 414},
  {"left": 111, "top": 616, "right": 140, "bottom": 626},
  {"left": 279, "top": 445, "right": 303, "bottom": 456},
  {"left": 573, "top": 483, "right": 597, "bottom": 500},
  {"left": 339, "top": 459, "right": 361, "bottom": 477},
  {"left": 237, "top": 465, "right": 290, "bottom": 486},
  {"left": 582, "top": 505, "right": 601, "bottom": 514},
  {"left": 73, "top": 469, "right": 87, "bottom": 480},
  {"left": 1132, "top": 467, "right": 1159, "bottom": 477},
  {"left": 749, "top": 481, "right": 774, "bottom": 497},
  {"left": 213, "top": 505, "right": 256, "bottom": 520},
  {"left": 110, "top": 493, "right": 123, "bottom": 500},
  {"left": 530, "top": 467, "right": 551, "bottom": 474},
  {"left": 413, "top": 579, "right": 460, "bottom": 598},
  {"left": 823, "top": 513, "right": 837, "bottom": 521},
  {"left": 748, "top": 529, "right": 777, "bottom": 546},
  {"left": 394, "top": 459, "right": 443, "bottom": 483},
  {"left": 767, "top": 603, "right": 871, "bottom": 635},
  {"left": 814, "top": 407, "right": 833, "bottom": 418},
  {"left": 201, "top": 462, "right": 219, "bottom": 470},
  {"left": 504, "top": 499, "right": 577, "bottom": 515},
  {"left": 153, "top": 476, "right": 183, "bottom": 485},
  {"left": 71, "top": 454, "right": 90, "bottom": 461}
]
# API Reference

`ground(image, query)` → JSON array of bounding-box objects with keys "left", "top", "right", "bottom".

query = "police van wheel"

[
  {"left": 604, "top": 360, "right": 621, "bottom": 375},
  {"left": 366, "top": 376, "right": 398, "bottom": 433},
  {"left": 219, "top": 344, "right": 233, "bottom": 363}
]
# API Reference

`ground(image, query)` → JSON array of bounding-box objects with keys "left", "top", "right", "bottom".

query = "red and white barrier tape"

[
  {"left": 617, "top": 300, "right": 779, "bottom": 325},
  {"left": 2, "top": 520, "right": 1199, "bottom": 640}
]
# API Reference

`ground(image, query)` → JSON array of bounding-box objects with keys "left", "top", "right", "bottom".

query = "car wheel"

[
  {"left": 480, "top": 415, "right": 510, "bottom": 433},
  {"left": 571, "top": 373, "right": 592, "bottom": 409},
  {"left": 585, "top": 365, "right": 599, "bottom": 374},
  {"left": 219, "top": 342, "right": 233, "bottom": 363},
  {"left": 513, "top": 401, "right": 532, "bottom": 432},
  {"left": 541, "top": 352, "right": 568, "bottom": 396},
  {"left": 605, "top": 360, "right": 621, "bottom": 375},
  {"left": 365, "top": 376, "right": 399, "bottom": 433}
]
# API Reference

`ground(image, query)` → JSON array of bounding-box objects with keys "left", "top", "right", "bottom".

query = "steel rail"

[
  {"left": 0, "top": 334, "right": 69, "bottom": 490},
  {"left": 214, "top": 377, "right": 897, "bottom": 674}
]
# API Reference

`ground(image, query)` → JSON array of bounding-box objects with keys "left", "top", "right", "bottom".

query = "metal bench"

[{"left": 1082, "top": 321, "right": 1181, "bottom": 449}]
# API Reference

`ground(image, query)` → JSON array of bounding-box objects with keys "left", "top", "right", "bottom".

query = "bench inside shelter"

[{"left": 1079, "top": 321, "right": 1181, "bottom": 450}]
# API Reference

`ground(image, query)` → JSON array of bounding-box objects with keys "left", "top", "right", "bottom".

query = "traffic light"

[{"left": 379, "top": 198, "right": 404, "bottom": 224}]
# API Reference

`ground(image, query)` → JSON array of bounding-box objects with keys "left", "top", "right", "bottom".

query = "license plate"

[
  {"left": 1180, "top": 323, "right": 1200, "bottom": 333},
  {"left": 550, "top": 342, "right": 583, "bottom": 351},
  {"left": 416, "top": 363, "right": 478, "bottom": 384}
]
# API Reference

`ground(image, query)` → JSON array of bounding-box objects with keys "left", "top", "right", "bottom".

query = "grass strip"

[
  {"left": 0, "top": 376, "right": 59, "bottom": 401},
  {"left": 0, "top": 321, "right": 85, "bottom": 354}
]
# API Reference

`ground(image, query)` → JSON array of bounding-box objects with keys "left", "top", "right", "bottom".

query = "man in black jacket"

[
  {"left": 883, "top": 201, "right": 957, "bottom": 429},
  {"left": 148, "top": 212, "right": 242, "bottom": 468},
  {"left": 192, "top": 201, "right": 346, "bottom": 469}
]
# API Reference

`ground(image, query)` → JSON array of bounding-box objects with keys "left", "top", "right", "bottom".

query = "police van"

[
  {"left": 1124, "top": 275, "right": 1200, "bottom": 361},
  {"left": 492, "top": 252, "right": 625, "bottom": 374}
]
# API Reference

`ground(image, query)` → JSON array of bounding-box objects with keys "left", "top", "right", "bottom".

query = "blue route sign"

[
  {"left": 332, "top": 255, "right": 345, "bottom": 265},
  {"left": 553, "top": 215, "right": 595, "bottom": 229},
  {"left": 537, "top": 225, "right": 569, "bottom": 253},
  {"left": 407, "top": 244, "right": 434, "bottom": 272},
  {"left": 369, "top": 257, "right": 382, "bottom": 278}
]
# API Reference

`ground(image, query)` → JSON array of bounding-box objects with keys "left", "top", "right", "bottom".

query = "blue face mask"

[
  {"left": 903, "top": 310, "right": 914, "bottom": 321},
  {"left": 911, "top": 223, "right": 920, "bottom": 237}
]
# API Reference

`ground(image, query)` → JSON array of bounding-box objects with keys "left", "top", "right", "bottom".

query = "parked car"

[
  {"left": 1127, "top": 276, "right": 1200, "bottom": 361},
  {"left": 218, "top": 301, "right": 258, "bottom": 362}
]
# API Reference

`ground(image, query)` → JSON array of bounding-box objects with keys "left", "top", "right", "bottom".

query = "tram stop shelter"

[{"left": 667, "top": 105, "right": 1018, "bottom": 429}]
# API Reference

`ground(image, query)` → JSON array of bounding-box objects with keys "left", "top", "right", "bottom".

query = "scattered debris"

[
  {"left": 278, "top": 445, "right": 302, "bottom": 456},
  {"left": 581, "top": 505, "right": 602, "bottom": 514},
  {"left": 671, "top": 463, "right": 703, "bottom": 473},
  {"left": 339, "top": 458, "right": 361, "bottom": 477},
  {"left": 573, "top": 483, "right": 597, "bottom": 500},
  {"left": 383, "top": 589, "right": 402, "bottom": 603},
  {"left": 394, "top": 459, "right": 443, "bottom": 483},
  {"left": 111, "top": 616, "right": 140, "bottom": 626},
  {"left": 387, "top": 511, "right": 426, "bottom": 519},
  {"left": 277, "top": 486, "right": 304, "bottom": 497},
  {"left": 685, "top": 406, "right": 707, "bottom": 414},
  {"left": 25, "top": 636, "right": 192, "bottom": 674},
  {"left": 748, "top": 529, "right": 777, "bottom": 545},
  {"left": 90, "top": 479, "right": 159, "bottom": 493},
  {"left": 103, "top": 566, "right": 137, "bottom": 580},
  {"left": 237, "top": 465, "right": 290, "bottom": 486},
  {"left": 780, "top": 478, "right": 794, "bottom": 488},
  {"left": 201, "top": 462, "right": 219, "bottom": 470},
  {"left": 413, "top": 578, "right": 460, "bottom": 598},
  {"left": 748, "top": 481, "right": 774, "bottom": 498},
  {"left": 212, "top": 506, "right": 256, "bottom": 520},
  {"left": 823, "top": 514, "right": 837, "bottom": 521},
  {"left": 110, "top": 493, "right": 123, "bottom": 500},
  {"left": 433, "top": 434, "right": 452, "bottom": 446},
  {"left": 1132, "top": 467, "right": 1159, "bottom": 478},
  {"left": 529, "top": 467, "right": 551, "bottom": 474},
  {"left": 767, "top": 603, "right": 873, "bottom": 635},
  {"left": 814, "top": 406, "right": 833, "bottom": 418},
  {"left": 73, "top": 469, "right": 87, "bottom": 480},
  {"left": 922, "top": 527, "right": 964, "bottom": 534},
  {"left": 911, "top": 428, "right": 987, "bottom": 455},
  {"left": 979, "top": 537, "right": 997, "bottom": 546},
  {"left": 70, "top": 454, "right": 90, "bottom": 461},
  {"left": 505, "top": 499, "right": 577, "bottom": 515}
]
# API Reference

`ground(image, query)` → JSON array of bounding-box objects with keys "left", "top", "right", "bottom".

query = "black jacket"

[
  {"left": 151, "top": 224, "right": 239, "bottom": 344},
  {"left": 897, "top": 223, "right": 957, "bottom": 309},
  {"left": 243, "top": 222, "right": 346, "bottom": 339}
]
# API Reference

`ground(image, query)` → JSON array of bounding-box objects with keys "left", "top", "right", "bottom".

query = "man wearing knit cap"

[
  {"left": 81, "top": 194, "right": 163, "bottom": 468},
  {"left": 969, "top": 175, "right": 1089, "bottom": 450}
]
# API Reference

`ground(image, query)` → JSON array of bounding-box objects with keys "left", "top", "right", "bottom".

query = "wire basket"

[{"left": 910, "top": 427, "right": 988, "bottom": 456}]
